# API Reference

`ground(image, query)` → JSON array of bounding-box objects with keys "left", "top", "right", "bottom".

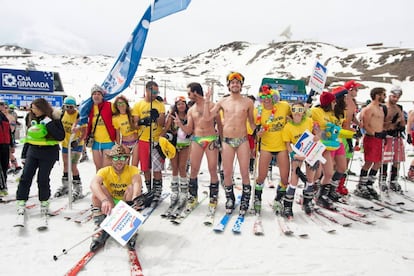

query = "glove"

[
  {"left": 70, "top": 139, "right": 79, "bottom": 148},
  {"left": 374, "top": 131, "right": 387, "bottom": 139},
  {"left": 150, "top": 109, "right": 159, "bottom": 122},
  {"left": 138, "top": 117, "right": 152, "bottom": 126},
  {"left": 408, "top": 134, "right": 412, "bottom": 145},
  {"left": 306, "top": 89, "right": 316, "bottom": 104}
]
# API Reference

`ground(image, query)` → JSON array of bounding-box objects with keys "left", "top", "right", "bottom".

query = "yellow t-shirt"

[
  {"left": 131, "top": 100, "right": 165, "bottom": 142},
  {"left": 112, "top": 114, "right": 137, "bottom": 137},
  {"left": 310, "top": 107, "right": 343, "bottom": 129},
  {"left": 254, "top": 101, "right": 290, "bottom": 152},
  {"left": 61, "top": 111, "right": 85, "bottom": 148},
  {"left": 97, "top": 165, "right": 140, "bottom": 200},
  {"left": 282, "top": 117, "right": 314, "bottom": 144},
  {"left": 92, "top": 104, "right": 113, "bottom": 143}
]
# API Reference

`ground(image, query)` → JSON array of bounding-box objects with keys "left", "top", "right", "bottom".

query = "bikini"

[
  {"left": 192, "top": 135, "right": 218, "bottom": 150},
  {"left": 223, "top": 136, "right": 248, "bottom": 148}
]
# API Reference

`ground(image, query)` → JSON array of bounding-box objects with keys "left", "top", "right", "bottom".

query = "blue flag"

[
  {"left": 151, "top": 0, "right": 191, "bottom": 22},
  {"left": 78, "top": 7, "right": 151, "bottom": 125}
]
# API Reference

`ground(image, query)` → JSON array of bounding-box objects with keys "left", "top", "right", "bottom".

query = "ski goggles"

[
  {"left": 259, "top": 94, "right": 272, "bottom": 99},
  {"left": 112, "top": 155, "right": 128, "bottom": 161},
  {"left": 227, "top": 72, "right": 244, "bottom": 83},
  {"left": 291, "top": 106, "right": 305, "bottom": 113}
]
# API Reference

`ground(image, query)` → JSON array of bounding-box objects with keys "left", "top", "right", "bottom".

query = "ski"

[
  {"left": 14, "top": 213, "right": 25, "bottom": 228},
  {"left": 353, "top": 193, "right": 404, "bottom": 213},
  {"left": 213, "top": 195, "right": 242, "bottom": 233},
  {"left": 314, "top": 208, "right": 352, "bottom": 227},
  {"left": 37, "top": 216, "right": 48, "bottom": 231},
  {"left": 171, "top": 191, "right": 208, "bottom": 225},
  {"left": 203, "top": 204, "right": 216, "bottom": 226},
  {"left": 74, "top": 209, "right": 94, "bottom": 224},
  {"left": 231, "top": 214, "right": 245, "bottom": 234},
  {"left": 276, "top": 215, "right": 294, "bottom": 236},
  {"left": 128, "top": 248, "right": 144, "bottom": 276},
  {"left": 1, "top": 194, "right": 37, "bottom": 204},
  {"left": 65, "top": 249, "right": 99, "bottom": 276},
  {"left": 307, "top": 213, "right": 337, "bottom": 234},
  {"left": 253, "top": 214, "right": 264, "bottom": 235}
]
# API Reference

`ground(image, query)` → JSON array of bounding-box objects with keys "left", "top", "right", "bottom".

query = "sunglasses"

[
  {"left": 292, "top": 106, "right": 305, "bottom": 113},
  {"left": 112, "top": 155, "right": 127, "bottom": 161},
  {"left": 64, "top": 105, "right": 75, "bottom": 110},
  {"left": 0, "top": 103, "right": 4, "bottom": 106},
  {"left": 116, "top": 102, "right": 127, "bottom": 106},
  {"left": 260, "top": 94, "right": 272, "bottom": 99},
  {"left": 227, "top": 72, "right": 244, "bottom": 82}
]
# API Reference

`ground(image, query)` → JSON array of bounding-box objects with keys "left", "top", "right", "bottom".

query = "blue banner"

[
  {"left": 0, "top": 68, "right": 54, "bottom": 93},
  {"left": 0, "top": 93, "right": 63, "bottom": 108},
  {"left": 151, "top": 0, "right": 191, "bottom": 22},
  {"left": 78, "top": 7, "right": 152, "bottom": 125}
]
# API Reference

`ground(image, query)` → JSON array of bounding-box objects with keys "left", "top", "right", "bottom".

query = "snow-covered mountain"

[{"left": 1, "top": 41, "right": 413, "bottom": 105}]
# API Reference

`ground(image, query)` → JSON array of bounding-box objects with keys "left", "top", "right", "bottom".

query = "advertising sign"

[{"left": 0, "top": 68, "right": 54, "bottom": 93}]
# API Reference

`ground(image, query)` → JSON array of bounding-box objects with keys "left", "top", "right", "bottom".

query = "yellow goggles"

[
  {"left": 227, "top": 72, "right": 244, "bottom": 82},
  {"left": 292, "top": 106, "right": 305, "bottom": 113}
]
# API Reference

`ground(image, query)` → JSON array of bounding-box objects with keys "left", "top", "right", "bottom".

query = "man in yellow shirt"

[{"left": 89, "top": 144, "right": 145, "bottom": 251}]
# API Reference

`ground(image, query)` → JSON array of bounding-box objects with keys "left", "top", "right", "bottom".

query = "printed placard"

[
  {"left": 100, "top": 200, "right": 145, "bottom": 246},
  {"left": 291, "top": 130, "right": 326, "bottom": 166}
]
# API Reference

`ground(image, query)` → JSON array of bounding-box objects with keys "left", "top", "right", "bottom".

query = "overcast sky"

[{"left": 1, "top": 0, "right": 413, "bottom": 57}]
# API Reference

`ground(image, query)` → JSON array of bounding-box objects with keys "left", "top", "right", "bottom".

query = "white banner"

[{"left": 291, "top": 130, "right": 326, "bottom": 166}]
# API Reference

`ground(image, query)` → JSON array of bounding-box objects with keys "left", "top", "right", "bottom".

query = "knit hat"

[
  {"left": 331, "top": 86, "right": 348, "bottom": 98},
  {"left": 390, "top": 85, "right": 402, "bottom": 97},
  {"left": 319, "top": 92, "right": 336, "bottom": 107},
  {"left": 91, "top": 84, "right": 106, "bottom": 96},
  {"left": 343, "top": 80, "right": 362, "bottom": 90},
  {"left": 63, "top": 96, "right": 77, "bottom": 106}
]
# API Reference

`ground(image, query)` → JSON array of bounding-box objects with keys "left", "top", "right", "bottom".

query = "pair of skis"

[{"left": 64, "top": 193, "right": 169, "bottom": 276}]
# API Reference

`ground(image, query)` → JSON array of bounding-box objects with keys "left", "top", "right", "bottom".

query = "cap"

[
  {"left": 331, "top": 86, "right": 348, "bottom": 98},
  {"left": 343, "top": 80, "right": 362, "bottom": 90},
  {"left": 64, "top": 96, "right": 77, "bottom": 106},
  {"left": 91, "top": 84, "right": 106, "bottom": 96},
  {"left": 8, "top": 104, "right": 16, "bottom": 109},
  {"left": 226, "top": 71, "right": 245, "bottom": 85},
  {"left": 320, "top": 92, "right": 336, "bottom": 107},
  {"left": 390, "top": 85, "right": 402, "bottom": 97},
  {"left": 106, "top": 144, "right": 131, "bottom": 157},
  {"left": 159, "top": 137, "right": 176, "bottom": 159}
]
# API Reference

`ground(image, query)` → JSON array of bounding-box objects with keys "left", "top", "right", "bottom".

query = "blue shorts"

[
  {"left": 62, "top": 145, "right": 83, "bottom": 153},
  {"left": 92, "top": 141, "right": 115, "bottom": 151}
]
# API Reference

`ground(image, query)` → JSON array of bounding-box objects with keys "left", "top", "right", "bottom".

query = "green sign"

[{"left": 260, "top": 78, "right": 307, "bottom": 103}]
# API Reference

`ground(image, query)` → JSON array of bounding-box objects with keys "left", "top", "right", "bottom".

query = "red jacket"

[{"left": 87, "top": 101, "right": 116, "bottom": 142}]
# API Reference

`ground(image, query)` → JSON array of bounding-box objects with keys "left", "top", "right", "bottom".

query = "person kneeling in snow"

[{"left": 89, "top": 144, "right": 151, "bottom": 251}]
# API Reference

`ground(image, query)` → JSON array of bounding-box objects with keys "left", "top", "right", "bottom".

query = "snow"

[{"left": 2, "top": 146, "right": 414, "bottom": 275}]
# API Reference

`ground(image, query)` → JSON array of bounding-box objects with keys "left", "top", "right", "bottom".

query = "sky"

[{"left": 1, "top": 0, "right": 414, "bottom": 58}]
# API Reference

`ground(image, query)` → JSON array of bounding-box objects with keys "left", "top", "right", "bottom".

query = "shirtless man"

[
  {"left": 338, "top": 80, "right": 362, "bottom": 194},
  {"left": 204, "top": 72, "right": 255, "bottom": 214},
  {"left": 355, "top": 87, "right": 387, "bottom": 199},
  {"left": 381, "top": 86, "right": 405, "bottom": 192},
  {"left": 174, "top": 82, "right": 222, "bottom": 210}
]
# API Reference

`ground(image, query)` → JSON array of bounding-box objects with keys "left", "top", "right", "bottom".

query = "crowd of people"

[{"left": 0, "top": 72, "right": 412, "bottom": 251}]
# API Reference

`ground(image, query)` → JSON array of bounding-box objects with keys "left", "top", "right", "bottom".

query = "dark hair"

[
  {"left": 187, "top": 82, "right": 203, "bottom": 96},
  {"left": 113, "top": 95, "right": 136, "bottom": 130},
  {"left": 146, "top": 81, "right": 159, "bottom": 90},
  {"left": 370, "top": 87, "right": 386, "bottom": 100},
  {"left": 32, "top": 98, "right": 53, "bottom": 118},
  {"left": 173, "top": 100, "right": 189, "bottom": 114},
  {"left": 334, "top": 95, "right": 346, "bottom": 120}
]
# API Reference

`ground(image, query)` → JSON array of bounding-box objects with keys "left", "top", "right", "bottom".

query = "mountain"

[{"left": 1, "top": 41, "right": 413, "bottom": 102}]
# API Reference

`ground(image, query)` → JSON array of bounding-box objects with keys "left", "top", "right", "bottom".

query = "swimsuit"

[
  {"left": 192, "top": 135, "right": 218, "bottom": 150},
  {"left": 223, "top": 136, "right": 248, "bottom": 148}
]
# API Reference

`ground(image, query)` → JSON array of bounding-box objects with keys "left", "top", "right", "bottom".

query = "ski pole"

[{"left": 52, "top": 228, "right": 102, "bottom": 261}]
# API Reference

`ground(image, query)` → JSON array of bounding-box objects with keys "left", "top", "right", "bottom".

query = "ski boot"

[
  {"left": 316, "top": 184, "right": 335, "bottom": 210},
  {"left": 273, "top": 186, "right": 286, "bottom": 215},
  {"left": 209, "top": 182, "right": 219, "bottom": 209},
  {"left": 390, "top": 180, "right": 402, "bottom": 193},
  {"left": 127, "top": 233, "right": 138, "bottom": 250},
  {"left": 336, "top": 176, "right": 349, "bottom": 196},
  {"left": 54, "top": 176, "right": 69, "bottom": 197},
  {"left": 366, "top": 180, "right": 380, "bottom": 200},
  {"left": 186, "top": 178, "right": 198, "bottom": 210},
  {"left": 302, "top": 191, "right": 314, "bottom": 215},
  {"left": 224, "top": 185, "right": 235, "bottom": 214},
  {"left": 150, "top": 180, "right": 162, "bottom": 207},
  {"left": 239, "top": 184, "right": 251, "bottom": 215},
  {"left": 407, "top": 166, "right": 414, "bottom": 182},
  {"left": 15, "top": 200, "right": 26, "bottom": 226},
  {"left": 72, "top": 179, "right": 83, "bottom": 201},
  {"left": 90, "top": 212, "right": 109, "bottom": 251},
  {"left": 328, "top": 182, "right": 341, "bottom": 202},
  {"left": 254, "top": 183, "right": 264, "bottom": 214},
  {"left": 282, "top": 195, "right": 294, "bottom": 219}
]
